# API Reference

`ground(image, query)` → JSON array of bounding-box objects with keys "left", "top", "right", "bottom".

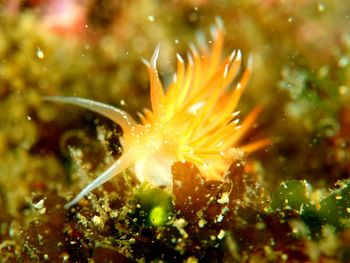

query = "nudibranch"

[{"left": 45, "top": 18, "right": 268, "bottom": 208}]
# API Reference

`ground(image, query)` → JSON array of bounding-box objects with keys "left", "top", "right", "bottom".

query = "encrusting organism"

[{"left": 45, "top": 18, "right": 269, "bottom": 208}]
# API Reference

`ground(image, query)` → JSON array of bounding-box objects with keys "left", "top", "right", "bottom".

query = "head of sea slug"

[{"left": 44, "top": 17, "right": 269, "bottom": 208}]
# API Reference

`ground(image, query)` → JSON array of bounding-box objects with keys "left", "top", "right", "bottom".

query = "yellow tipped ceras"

[{"left": 45, "top": 18, "right": 268, "bottom": 208}]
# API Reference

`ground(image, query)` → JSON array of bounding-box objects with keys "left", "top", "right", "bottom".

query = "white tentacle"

[
  {"left": 43, "top": 96, "right": 136, "bottom": 132},
  {"left": 64, "top": 153, "right": 133, "bottom": 208}
]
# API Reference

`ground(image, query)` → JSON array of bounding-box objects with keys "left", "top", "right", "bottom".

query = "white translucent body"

[{"left": 134, "top": 153, "right": 175, "bottom": 188}]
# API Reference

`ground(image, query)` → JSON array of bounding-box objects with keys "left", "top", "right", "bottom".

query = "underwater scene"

[{"left": 1, "top": 0, "right": 350, "bottom": 262}]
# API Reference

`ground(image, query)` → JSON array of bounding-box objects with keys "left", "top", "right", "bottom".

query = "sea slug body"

[{"left": 45, "top": 18, "right": 268, "bottom": 208}]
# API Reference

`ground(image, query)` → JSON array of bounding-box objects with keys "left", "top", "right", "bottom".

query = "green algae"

[{"left": 133, "top": 185, "right": 173, "bottom": 227}]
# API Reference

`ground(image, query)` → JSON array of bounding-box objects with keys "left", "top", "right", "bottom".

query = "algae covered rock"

[{"left": 1, "top": 0, "right": 350, "bottom": 262}]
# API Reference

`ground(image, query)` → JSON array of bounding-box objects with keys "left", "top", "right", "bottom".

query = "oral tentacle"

[
  {"left": 64, "top": 152, "right": 135, "bottom": 208},
  {"left": 43, "top": 96, "right": 137, "bottom": 132}
]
